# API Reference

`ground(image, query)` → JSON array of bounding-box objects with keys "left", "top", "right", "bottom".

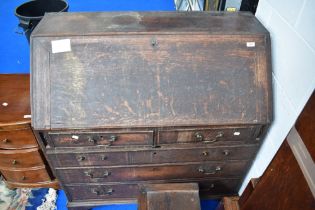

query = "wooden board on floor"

[{"left": 138, "top": 183, "right": 201, "bottom": 210}]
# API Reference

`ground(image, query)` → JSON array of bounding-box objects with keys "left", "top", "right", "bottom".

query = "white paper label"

[
  {"left": 23, "top": 115, "right": 31, "bottom": 119},
  {"left": 233, "top": 131, "right": 241, "bottom": 136},
  {"left": 72, "top": 135, "right": 79, "bottom": 140},
  {"left": 51, "top": 39, "right": 71, "bottom": 53},
  {"left": 246, "top": 42, "right": 255, "bottom": 47}
]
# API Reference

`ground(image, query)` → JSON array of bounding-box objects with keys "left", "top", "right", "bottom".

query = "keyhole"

[{"left": 151, "top": 38, "right": 158, "bottom": 47}]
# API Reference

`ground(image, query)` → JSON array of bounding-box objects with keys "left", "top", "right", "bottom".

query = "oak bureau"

[{"left": 30, "top": 12, "right": 272, "bottom": 209}]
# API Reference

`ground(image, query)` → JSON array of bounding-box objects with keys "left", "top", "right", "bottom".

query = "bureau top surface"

[
  {"left": 0, "top": 74, "right": 31, "bottom": 126},
  {"left": 32, "top": 12, "right": 268, "bottom": 37},
  {"left": 31, "top": 12, "right": 272, "bottom": 130}
]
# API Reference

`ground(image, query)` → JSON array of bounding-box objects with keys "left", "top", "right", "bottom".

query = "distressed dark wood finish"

[
  {"left": 138, "top": 183, "right": 201, "bottom": 210},
  {"left": 48, "top": 131, "right": 153, "bottom": 147},
  {"left": 66, "top": 183, "right": 140, "bottom": 201},
  {"left": 31, "top": 12, "right": 272, "bottom": 130},
  {"left": 56, "top": 161, "right": 248, "bottom": 183},
  {"left": 158, "top": 126, "right": 261, "bottom": 145},
  {"left": 65, "top": 179, "right": 240, "bottom": 202},
  {"left": 1, "top": 166, "right": 51, "bottom": 183},
  {"left": 47, "top": 144, "right": 258, "bottom": 167},
  {"left": 31, "top": 12, "right": 272, "bottom": 207},
  {"left": 0, "top": 74, "right": 58, "bottom": 188}
]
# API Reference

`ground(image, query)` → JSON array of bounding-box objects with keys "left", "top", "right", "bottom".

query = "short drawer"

[
  {"left": 48, "top": 145, "right": 258, "bottom": 168},
  {"left": 158, "top": 126, "right": 260, "bottom": 145},
  {"left": 48, "top": 131, "right": 153, "bottom": 147},
  {"left": 65, "top": 183, "right": 140, "bottom": 201},
  {"left": 0, "top": 148, "right": 44, "bottom": 169},
  {"left": 0, "top": 129, "right": 37, "bottom": 149},
  {"left": 1, "top": 166, "right": 51, "bottom": 183},
  {"left": 56, "top": 161, "right": 248, "bottom": 184}
]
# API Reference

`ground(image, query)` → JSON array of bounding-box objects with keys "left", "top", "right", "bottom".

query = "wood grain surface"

[{"left": 0, "top": 74, "right": 30, "bottom": 126}]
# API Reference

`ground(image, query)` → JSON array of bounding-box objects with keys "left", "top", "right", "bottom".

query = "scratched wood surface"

[
  {"left": 31, "top": 12, "right": 272, "bottom": 130},
  {"left": 32, "top": 12, "right": 269, "bottom": 36}
]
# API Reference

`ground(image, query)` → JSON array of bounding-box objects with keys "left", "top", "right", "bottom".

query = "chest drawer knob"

[
  {"left": 194, "top": 132, "right": 204, "bottom": 141},
  {"left": 2, "top": 138, "right": 9, "bottom": 143},
  {"left": 223, "top": 150, "right": 230, "bottom": 156},
  {"left": 21, "top": 176, "right": 26, "bottom": 181},
  {"left": 77, "top": 156, "right": 86, "bottom": 161},
  {"left": 84, "top": 170, "right": 111, "bottom": 178},
  {"left": 101, "top": 155, "right": 108, "bottom": 160},
  {"left": 12, "top": 160, "right": 17, "bottom": 165},
  {"left": 198, "top": 166, "right": 221, "bottom": 175},
  {"left": 202, "top": 151, "right": 208, "bottom": 156}
]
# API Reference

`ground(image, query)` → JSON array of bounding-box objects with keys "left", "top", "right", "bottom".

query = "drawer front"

[
  {"left": 1, "top": 167, "right": 51, "bottom": 183},
  {"left": 48, "top": 145, "right": 258, "bottom": 168},
  {"left": 56, "top": 161, "right": 248, "bottom": 183},
  {"left": 0, "top": 148, "right": 44, "bottom": 169},
  {"left": 158, "top": 126, "right": 259, "bottom": 145},
  {"left": 0, "top": 129, "right": 37, "bottom": 149},
  {"left": 65, "top": 184, "right": 140, "bottom": 201},
  {"left": 48, "top": 131, "right": 153, "bottom": 147},
  {"left": 65, "top": 179, "right": 241, "bottom": 201}
]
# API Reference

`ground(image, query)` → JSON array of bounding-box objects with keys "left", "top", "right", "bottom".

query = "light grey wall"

[{"left": 240, "top": 0, "right": 315, "bottom": 193}]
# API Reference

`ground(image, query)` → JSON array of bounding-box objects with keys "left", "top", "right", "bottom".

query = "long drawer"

[
  {"left": 158, "top": 126, "right": 261, "bottom": 145},
  {"left": 0, "top": 128, "right": 37, "bottom": 149},
  {"left": 1, "top": 166, "right": 51, "bottom": 183},
  {"left": 47, "top": 130, "right": 153, "bottom": 147},
  {"left": 56, "top": 161, "right": 248, "bottom": 184},
  {"left": 48, "top": 145, "right": 258, "bottom": 168},
  {"left": 0, "top": 148, "right": 44, "bottom": 169},
  {"left": 65, "top": 179, "right": 240, "bottom": 201}
]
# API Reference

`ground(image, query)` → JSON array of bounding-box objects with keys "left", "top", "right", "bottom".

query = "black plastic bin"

[{"left": 15, "top": 0, "right": 69, "bottom": 43}]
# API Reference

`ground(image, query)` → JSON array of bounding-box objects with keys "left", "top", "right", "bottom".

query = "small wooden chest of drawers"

[
  {"left": 0, "top": 74, "right": 58, "bottom": 188},
  {"left": 31, "top": 12, "right": 272, "bottom": 209}
]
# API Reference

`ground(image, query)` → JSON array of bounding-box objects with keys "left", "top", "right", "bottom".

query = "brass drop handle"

[
  {"left": 198, "top": 166, "right": 221, "bottom": 175},
  {"left": 88, "top": 137, "right": 96, "bottom": 144},
  {"left": 84, "top": 170, "right": 111, "bottom": 178},
  {"left": 91, "top": 188, "right": 114, "bottom": 195},
  {"left": 91, "top": 188, "right": 100, "bottom": 195},
  {"left": 12, "top": 160, "right": 17, "bottom": 165},
  {"left": 223, "top": 150, "right": 230, "bottom": 156},
  {"left": 2, "top": 138, "right": 9, "bottom": 143},
  {"left": 204, "top": 132, "right": 224, "bottom": 143},
  {"left": 106, "top": 188, "right": 114, "bottom": 195},
  {"left": 194, "top": 131, "right": 224, "bottom": 143},
  {"left": 108, "top": 135, "right": 117, "bottom": 145},
  {"left": 77, "top": 156, "right": 86, "bottom": 161}
]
